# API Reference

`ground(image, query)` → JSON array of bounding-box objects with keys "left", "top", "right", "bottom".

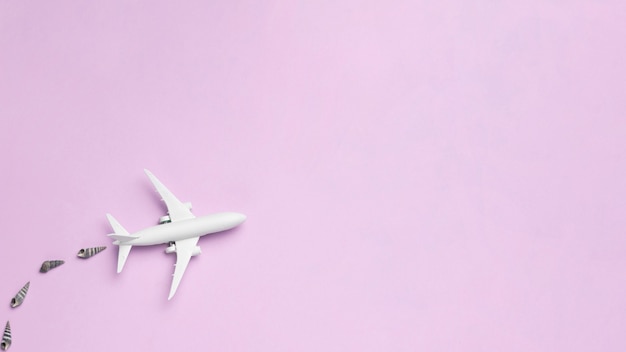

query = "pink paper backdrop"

[{"left": 1, "top": 1, "right": 625, "bottom": 351}]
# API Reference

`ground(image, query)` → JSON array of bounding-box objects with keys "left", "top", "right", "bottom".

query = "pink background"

[{"left": 1, "top": 1, "right": 625, "bottom": 351}]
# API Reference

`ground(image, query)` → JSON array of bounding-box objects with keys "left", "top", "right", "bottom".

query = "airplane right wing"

[
  {"left": 144, "top": 169, "right": 195, "bottom": 222},
  {"left": 168, "top": 237, "right": 201, "bottom": 300}
]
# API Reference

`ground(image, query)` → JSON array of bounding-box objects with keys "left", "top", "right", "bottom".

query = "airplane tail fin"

[{"left": 106, "top": 214, "right": 137, "bottom": 273}]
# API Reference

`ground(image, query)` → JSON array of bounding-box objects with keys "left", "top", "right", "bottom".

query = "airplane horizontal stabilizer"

[
  {"left": 106, "top": 213, "right": 138, "bottom": 242},
  {"left": 108, "top": 233, "right": 139, "bottom": 242},
  {"left": 117, "top": 244, "right": 132, "bottom": 273}
]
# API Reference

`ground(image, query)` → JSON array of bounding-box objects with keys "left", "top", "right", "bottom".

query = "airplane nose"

[{"left": 234, "top": 212, "right": 247, "bottom": 224}]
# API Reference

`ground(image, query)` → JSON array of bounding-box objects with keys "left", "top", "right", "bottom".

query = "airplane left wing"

[
  {"left": 168, "top": 237, "right": 201, "bottom": 300},
  {"left": 144, "top": 169, "right": 195, "bottom": 222}
]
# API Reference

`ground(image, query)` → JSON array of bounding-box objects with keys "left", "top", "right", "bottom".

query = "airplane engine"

[
  {"left": 165, "top": 243, "right": 176, "bottom": 254},
  {"left": 159, "top": 215, "right": 172, "bottom": 225},
  {"left": 191, "top": 246, "right": 202, "bottom": 256}
]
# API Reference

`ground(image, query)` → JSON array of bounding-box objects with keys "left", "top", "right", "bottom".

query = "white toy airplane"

[{"left": 107, "top": 169, "right": 246, "bottom": 300}]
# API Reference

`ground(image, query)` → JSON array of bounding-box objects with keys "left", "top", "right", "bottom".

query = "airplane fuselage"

[{"left": 119, "top": 212, "right": 246, "bottom": 246}]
